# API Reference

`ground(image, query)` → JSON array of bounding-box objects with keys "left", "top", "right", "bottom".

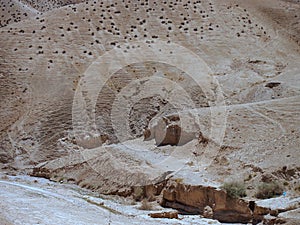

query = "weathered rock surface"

[
  {"left": 203, "top": 205, "right": 214, "bottom": 219},
  {"left": 144, "top": 113, "right": 202, "bottom": 146},
  {"left": 161, "top": 180, "right": 269, "bottom": 223},
  {"left": 277, "top": 208, "right": 300, "bottom": 225},
  {"left": 148, "top": 211, "right": 179, "bottom": 219}
]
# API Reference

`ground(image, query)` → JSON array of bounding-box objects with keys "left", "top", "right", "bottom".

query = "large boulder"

[{"left": 144, "top": 113, "right": 201, "bottom": 146}]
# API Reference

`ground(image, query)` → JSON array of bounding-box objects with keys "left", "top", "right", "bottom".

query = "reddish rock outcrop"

[
  {"left": 161, "top": 181, "right": 270, "bottom": 224},
  {"left": 148, "top": 211, "right": 178, "bottom": 219}
]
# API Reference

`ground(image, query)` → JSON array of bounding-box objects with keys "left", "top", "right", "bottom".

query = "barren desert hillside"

[{"left": 0, "top": 0, "right": 300, "bottom": 224}]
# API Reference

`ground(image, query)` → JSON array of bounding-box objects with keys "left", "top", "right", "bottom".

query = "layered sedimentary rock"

[{"left": 161, "top": 181, "right": 270, "bottom": 224}]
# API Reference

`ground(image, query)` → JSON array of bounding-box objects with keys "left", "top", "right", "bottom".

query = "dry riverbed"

[{"left": 0, "top": 174, "right": 224, "bottom": 225}]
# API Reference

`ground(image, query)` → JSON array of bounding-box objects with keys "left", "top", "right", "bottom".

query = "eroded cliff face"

[{"left": 161, "top": 181, "right": 269, "bottom": 224}]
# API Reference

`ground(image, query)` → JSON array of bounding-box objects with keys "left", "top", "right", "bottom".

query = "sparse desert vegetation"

[
  {"left": 138, "top": 199, "right": 153, "bottom": 211},
  {"left": 255, "top": 181, "right": 284, "bottom": 199},
  {"left": 221, "top": 181, "right": 247, "bottom": 198}
]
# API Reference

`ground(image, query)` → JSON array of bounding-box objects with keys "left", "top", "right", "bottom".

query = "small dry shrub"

[
  {"left": 255, "top": 182, "right": 283, "bottom": 199},
  {"left": 294, "top": 185, "right": 300, "bottom": 193},
  {"left": 130, "top": 199, "right": 136, "bottom": 205},
  {"left": 221, "top": 181, "right": 247, "bottom": 198},
  {"left": 1, "top": 175, "right": 9, "bottom": 180},
  {"left": 139, "top": 199, "right": 152, "bottom": 210},
  {"left": 133, "top": 186, "right": 144, "bottom": 201},
  {"left": 175, "top": 178, "right": 183, "bottom": 183}
]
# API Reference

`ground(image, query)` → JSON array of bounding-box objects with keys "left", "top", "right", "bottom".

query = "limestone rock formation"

[{"left": 144, "top": 113, "right": 201, "bottom": 146}]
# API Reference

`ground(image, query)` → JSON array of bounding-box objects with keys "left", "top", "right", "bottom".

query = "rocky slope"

[{"left": 0, "top": 0, "right": 300, "bottom": 224}]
